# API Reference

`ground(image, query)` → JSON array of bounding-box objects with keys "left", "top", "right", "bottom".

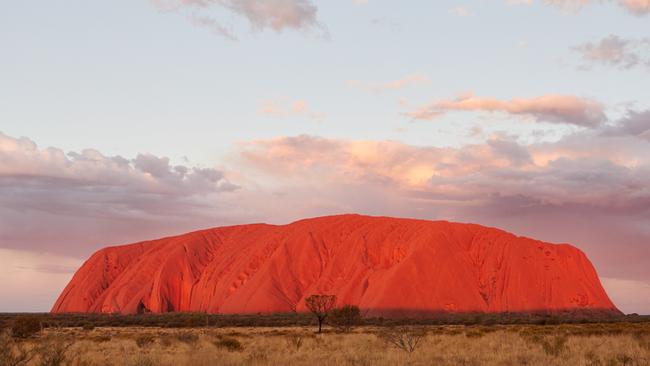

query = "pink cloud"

[
  {"left": 406, "top": 93, "right": 606, "bottom": 127},
  {"left": 151, "top": 0, "right": 323, "bottom": 39},
  {"left": 622, "top": 0, "right": 650, "bottom": 14},
  {"left": 573, "top": 35, "right": 649, "bottom": 70},
  {"left": 0, "top": 132, "right": 238, "bottom": 257},
  {"left": 516, "top": 0, "right": 650, "bottom": 16}
]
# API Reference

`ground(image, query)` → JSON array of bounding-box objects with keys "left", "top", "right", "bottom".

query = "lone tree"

[{"left": 305, "top": 294, "right": 336, "bottom": 333}]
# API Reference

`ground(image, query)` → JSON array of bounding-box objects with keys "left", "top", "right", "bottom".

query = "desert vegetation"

[{"left": 1, "top": 314, "right": 650, "bottom": 366}]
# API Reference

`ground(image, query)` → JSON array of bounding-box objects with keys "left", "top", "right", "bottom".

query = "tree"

[
  {"left": 305, "top": 294, "right": 336, "bottom": 333},
  {"left": 329, "top": 305, "right": 362, "bottom": 332}
]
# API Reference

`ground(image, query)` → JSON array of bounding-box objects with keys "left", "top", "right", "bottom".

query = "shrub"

[
  {"left": 175, "top": 332, "right": 199, "bottom": 344},
  {"left": 286, "top": 335, "right": 303, "bottom": 351},
  {"left": 91, "top": 334, "right": 111, "bottom": 343},
  {"left": 11, "top": 317, "right": 41, "bottom": 339},
  {"left": 135, "top": 334, "right": 156, "bottom": 348},
  {"left": 34, "top": 340, "right": 72, "bottom": 366},
  {"left": 81, "top": 323, "right": 94, "bottom": 331},
  {"left": 329, "top": 305, "right": 361, "bottom": 332},
  {"left": 378, "top": 326, "right": 425, "bottom": 354},
  {"left": 213, "top": 336, "right": 243, "bottom": 352},
  {"left": 128, "top": 355, "right": 156, "bottom": 366},
  {"left": 539, "top": 335, "right": 568, "bottom": 357},
  {"left": 0, "top": 332, "right": 34, "bottom": 366},
  {"left": 614, "top": 354, "right": 634, "bottom": 366}
]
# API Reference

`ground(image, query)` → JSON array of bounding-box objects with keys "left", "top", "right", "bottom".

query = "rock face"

[{"left": 52, "top": 214, "right": 620, "bottom": 316}]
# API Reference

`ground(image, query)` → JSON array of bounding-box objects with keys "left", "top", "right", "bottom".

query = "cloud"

[
  {"left": 189, "top": 13, "right": 238, "bottom": 40},
  {"left": 347, "top": 74, "right": 430, "bottom": 92},
  {"left": 601, "top": 109, "right": 650, "bottom": 140},
  {"left": 573, "top": 35, "right": 650, "bottom": 70},
  {"left": 0, "top": 132, "right": 238, "bottom": 256},
  {"left": 405, "top": 93, "right": 607, "bottom": 127},
  {"left": 152, "top": 0, "right": 323, "bottom": 38},
  {"left": 258, "top": 98, "right": 325, "bottom": 121},
  {"left": 619, "top": 0, "right": 650, "bottom": 14},
  {"left": 516, "top": 0, "right": 650, "bottom": 15}
]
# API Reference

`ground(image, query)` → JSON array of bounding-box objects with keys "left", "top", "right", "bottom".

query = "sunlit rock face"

[{"left": 52, "top": 214, "right": 620, "bottom": 317}]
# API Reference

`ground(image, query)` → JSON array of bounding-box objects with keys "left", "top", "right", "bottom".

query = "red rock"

[{"left": 51, "top": 214, "right": 620, "bottom": 316}]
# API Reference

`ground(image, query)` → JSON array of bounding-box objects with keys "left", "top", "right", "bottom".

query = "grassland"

[{"left": 2, "top": 316, "right": 650, "bottom": 366}]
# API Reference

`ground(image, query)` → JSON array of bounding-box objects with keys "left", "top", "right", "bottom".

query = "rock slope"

[{"left": 52, "top": 214, "right": 620, "bottom": 316}]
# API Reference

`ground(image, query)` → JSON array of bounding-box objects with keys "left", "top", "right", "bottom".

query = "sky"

[{"left": 1, "top": 0, "right": 649, "bottom": 314}]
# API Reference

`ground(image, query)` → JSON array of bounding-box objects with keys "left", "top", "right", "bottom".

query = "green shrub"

[{"left": 11, "top": 316, "right": 41, "bottom": 339}]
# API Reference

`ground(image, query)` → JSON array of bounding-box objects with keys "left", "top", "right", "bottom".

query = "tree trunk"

[{"left": 318, "top": 318, "right": 322, "bottom": 333}]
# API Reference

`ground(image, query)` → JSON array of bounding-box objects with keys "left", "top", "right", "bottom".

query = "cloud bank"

[
  {"left": 0, "top": 132, "right": 238, "bottom": 256},
  {"left": 406, "top": 93, "right": 606, "bottom": 127}
]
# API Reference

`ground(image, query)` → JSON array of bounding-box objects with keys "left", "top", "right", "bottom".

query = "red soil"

[{"left": 51, "top": 214, "right": 620, "bottom": 316}]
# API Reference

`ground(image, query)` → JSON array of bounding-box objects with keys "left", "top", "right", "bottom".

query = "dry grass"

[{"left": 1, "top": 323, "right": 649, "bottom": 366}]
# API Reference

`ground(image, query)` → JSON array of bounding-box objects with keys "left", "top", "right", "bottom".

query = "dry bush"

[
  {"left": 10, "top": 317, "right": 41, "bottom": 339},
  {"left": 329, "top": 305, "right": 361, "bottom": 332},
  {"left": 0, "top": 332, "right": 34, "bottom": 366},
  {"left": 377, "top": 326, "right": 425, "bottom": 354},
  {"left": 159, "top": 334, "right": 174, "bottom": 348},
  {"left": 34, "top": 339, "right": 72, "bottom": 366},
  {"left": 128, "top": 355, "right": 156, "bottom": 366},
  {"left": 286, "top": 334, "right": 303, "bottom": 351},
  {"left": 175, "top": 332, "right": 198, "bottom": 345},
  {"left": 90, "top": 334, "right": 111, "bottom": 343},
  {"left": 540, "top": 335, "right": 569, "bottom": 357},
  {"left": 135, "top": 334, "right": 156, "bottom": 348},
  {"left": 212, "top": 336, "right": 243, "bottom": 352}
]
